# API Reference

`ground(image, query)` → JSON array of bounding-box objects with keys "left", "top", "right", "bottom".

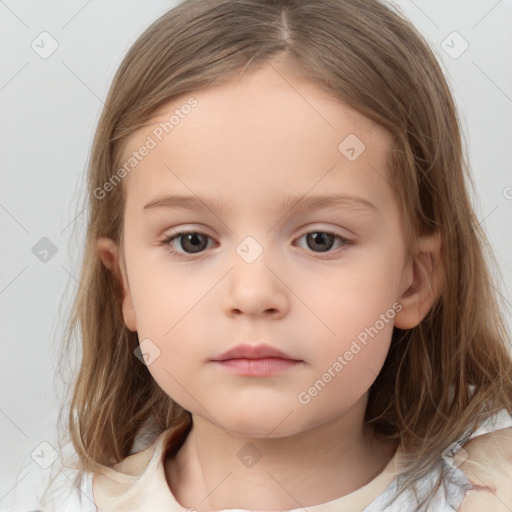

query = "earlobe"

[
  {"left": 96, "top": 237, "right": 138, "bottom": 332},
  {"left": 394, "top": 232, "right": 444, "bottom": 330}
]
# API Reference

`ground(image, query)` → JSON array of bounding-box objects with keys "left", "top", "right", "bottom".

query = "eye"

[
  {"left": 161, "top": 231, "right": 214, "bottom": 255},
  {"left": 160, "top": 229, "right": 353, "bottom": 257},
  {"left": 295, "top": 231, "right": 353, "bottom": 257}
]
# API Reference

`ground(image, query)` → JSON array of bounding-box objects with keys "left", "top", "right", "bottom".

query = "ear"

[
  {"left": 97, "top": 237, "right": 137, "bottom": 332},
  {"left": 394, "top": 231, "right": 444, "bottom": 330}
]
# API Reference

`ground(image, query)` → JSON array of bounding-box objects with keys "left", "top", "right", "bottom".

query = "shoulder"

[{"left": 457, "top": 427, "right": 512, "bottom": 511}]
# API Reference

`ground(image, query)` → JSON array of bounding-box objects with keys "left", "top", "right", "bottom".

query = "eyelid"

[
  {"left": 159, "top": 225, "right": 355, "bottom": 258},
  {"left": 159, "top": 224, "right": 353, "bottom": 243},
  {"left": 293, "top": 230, "right": 354, "bottom": 260},
  {"left": 160, "top": 229, "right": 216, "bottom": 253}
]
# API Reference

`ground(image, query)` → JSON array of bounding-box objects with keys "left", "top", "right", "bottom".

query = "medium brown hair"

[{"left": 46, "top": 0, "right": 512, "bottom": 507}]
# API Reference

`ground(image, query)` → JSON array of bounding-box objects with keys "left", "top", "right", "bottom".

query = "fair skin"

[{"left": 97, "top": 62, "right": 443, "bottom": 510}]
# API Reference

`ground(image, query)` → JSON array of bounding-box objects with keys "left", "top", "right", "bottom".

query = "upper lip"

[{"left": 212, "top": 343, "right": 300, "bottom": 361}]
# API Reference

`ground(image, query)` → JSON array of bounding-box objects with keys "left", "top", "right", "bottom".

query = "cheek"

[
  {"left": 127, "top": 268, "right": 220, "bottom": 406},
  {"left": 292, "top": 315, "right": 393, "bottom": 425},
  {"left": 129, "top": 253, "right": 215, "bottom": 334},
  {"left": 138, "top": 311, "right": 209, "bottom": 410},
  {"left": 294, "top": 249, "right": 403, "bottom": 348},
  {"left": 287, "top": 253, "right": 401, "bottom": 405}
]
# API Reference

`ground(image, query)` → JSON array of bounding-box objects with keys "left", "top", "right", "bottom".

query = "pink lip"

[
  {"left": 212, "top": 343, "right": 298, "bottom": 361},
  {"left": 211, "top": 344, "right": 302, "bottom": 376}
]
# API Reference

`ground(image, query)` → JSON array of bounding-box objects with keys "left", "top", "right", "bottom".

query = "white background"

[{"left": 1, "top": 0, "right": 511, "bottom": 509}]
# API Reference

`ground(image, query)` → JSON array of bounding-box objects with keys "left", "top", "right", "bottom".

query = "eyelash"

[{"left": 159, "top": 229, "right": 354, "bottom": 259}]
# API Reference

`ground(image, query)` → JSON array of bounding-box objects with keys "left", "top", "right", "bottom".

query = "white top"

[{"left": 21, "top": 408, "right": 512, "bottom": 512}]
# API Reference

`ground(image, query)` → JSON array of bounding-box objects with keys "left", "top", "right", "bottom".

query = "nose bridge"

[
  {"left": 222, "top": 232, "right": 289, "bottom": 317},
  {"left": 235, "top": 234, "right": 267, "bottom": 266}
]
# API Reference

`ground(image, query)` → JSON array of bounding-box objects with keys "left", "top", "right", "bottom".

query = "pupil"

[
  {"left": 183, "top": 233, "right": 206, "bottom": 253},
  {"left": 308, "top": 232, "right": 334, "bottom": 252}
]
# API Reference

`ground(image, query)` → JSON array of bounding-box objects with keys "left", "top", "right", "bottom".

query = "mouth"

[{"left": 211, "top": 343, "right": 302, "bottom": 377}]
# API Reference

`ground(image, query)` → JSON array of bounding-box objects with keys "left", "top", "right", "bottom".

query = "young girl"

[{"left": 41, "top": 0, "right": 512, "bottom": 510}]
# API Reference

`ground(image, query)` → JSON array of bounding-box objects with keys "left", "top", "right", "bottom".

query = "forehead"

[{"left": 119, "top": 64, "right": 394, "bottom": 211}]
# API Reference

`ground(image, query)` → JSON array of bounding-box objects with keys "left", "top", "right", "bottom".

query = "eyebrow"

[{"left": 142, "top": 192, "right": 377, "bottom": 214}]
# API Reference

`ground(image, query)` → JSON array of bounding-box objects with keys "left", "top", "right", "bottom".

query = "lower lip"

[{"left": 213, "top": 357, "right": 300, "bottom": 376}]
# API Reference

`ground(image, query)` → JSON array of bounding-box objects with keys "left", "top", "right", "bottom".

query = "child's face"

[{"left": 110, "top": 64, "right": 414, "bottom": 437}]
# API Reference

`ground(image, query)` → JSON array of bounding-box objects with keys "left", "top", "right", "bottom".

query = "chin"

[{"left": 213, "top": 409, "right": 303, "bottom": 439}]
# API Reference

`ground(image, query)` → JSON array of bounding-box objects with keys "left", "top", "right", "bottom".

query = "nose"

[{"left": 221, "top": 248, "right": 290, "bottom": 319}]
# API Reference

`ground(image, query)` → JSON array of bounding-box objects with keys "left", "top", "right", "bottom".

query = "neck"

[{"left": 164, "top": 394, "right": 397, "bottom": 511}]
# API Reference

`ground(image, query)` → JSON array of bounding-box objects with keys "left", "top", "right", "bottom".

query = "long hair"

[{"left": 44, "top": 0, "right": 512, "bottom": 507}]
